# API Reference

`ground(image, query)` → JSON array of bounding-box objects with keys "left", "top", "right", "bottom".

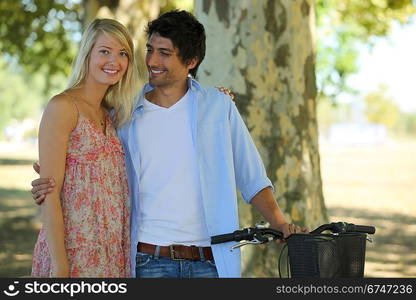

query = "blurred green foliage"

[
  {"left": 363, "top": 85, "right": 416, "bottom": 135},
  {"left": 316, "top": 0, "right": 416, "bottom": 101},
  {"left": 0, "top": 0, "right": 80, "bottom": 82},
  {"left": 318, "top": 84, "right": 416, "bottom": 136},
  {"left": 398, "top": 113, "right": 416, "bottom": 134},
  {"left": 1, "top": 0, "right": 416, "bottom": 137},
  {"left": 0, "top": 0, "right": 190, "bottom": 136},
  {"left": 364, "top": 85, "right": 400, "bottom": 130},
  {"left": 0, "top": 0, "right": 192, "bottom": 86},
  {"left": 0, "top": 58, "right": 41, "bottom": 138}
]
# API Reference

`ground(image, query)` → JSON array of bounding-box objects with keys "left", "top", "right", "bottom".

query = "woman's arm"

[{"left": 38, "top": 95, "right": 77, "bottom": 277}]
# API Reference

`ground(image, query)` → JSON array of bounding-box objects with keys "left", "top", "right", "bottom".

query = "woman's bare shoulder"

[
  {"left": 48, "top": 92, "right": 76, "bottom": 107},
  {"left": 41, "top": 93, "right": 78, "bottom": 128}
]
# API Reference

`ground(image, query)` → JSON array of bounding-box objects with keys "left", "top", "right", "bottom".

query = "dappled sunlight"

[
  {"left": 0, "top": 147, "right": 40, "bottom": 277},
  {"left": 1, "top": 138, "right": 415, "bottom": 277},
  {"left": 321, "top": 140, "right": 416, "bottom": 215},
  {"left": 0, "top": 216, "right": 39, "bottom": 277},
  {"left": 322, "top": 138, "right": 416, "bottom": 277},
  {"left": 0, "top": 188, "right": 39, "bottom": 220}
]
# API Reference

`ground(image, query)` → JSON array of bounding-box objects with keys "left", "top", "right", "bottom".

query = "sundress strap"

[{"left": 62, "top": 91, "right": 80, "bottom": 125}]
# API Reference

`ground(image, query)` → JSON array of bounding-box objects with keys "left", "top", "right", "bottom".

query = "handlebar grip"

[
  {"left": 211, "top": 232, "right": 238, "bottom": 244},
  {"left": 211, "top": 228, "right": 255, "bottom": 244},
  {"left": 263, "top": 229, "right": 284, "bottom": 240},
  {"left": 310, "top": 222, "right": 376, "bottom": 234},
  {"left": 349, "top": 224, "right": 376, "bottom": 234}
]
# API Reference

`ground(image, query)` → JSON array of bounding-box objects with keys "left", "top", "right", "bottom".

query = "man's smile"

[{"left": 149, "top": 68, "right": 166, "bottom": 76}]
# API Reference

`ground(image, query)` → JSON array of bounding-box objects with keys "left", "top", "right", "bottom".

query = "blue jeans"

[{"left": 135, "top": 250, "right": 219, "bottom": 278}]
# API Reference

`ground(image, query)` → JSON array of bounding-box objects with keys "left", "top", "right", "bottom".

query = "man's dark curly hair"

[{"left": 146, "top": 10, "right": 206, "bottom": 78}]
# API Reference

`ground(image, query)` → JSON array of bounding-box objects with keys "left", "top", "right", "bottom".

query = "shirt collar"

[{"left": 133, "top": 76, "right": 202, "bottom": 113}]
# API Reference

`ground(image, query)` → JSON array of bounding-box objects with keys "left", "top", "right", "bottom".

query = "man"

[{"left": 31, "top": 10, "right": 306, "bottom": 278}]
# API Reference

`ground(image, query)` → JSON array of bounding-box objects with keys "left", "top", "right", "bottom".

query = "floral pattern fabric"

[{"left": 31, "top": 113, "right": 130, "bottom": 277}]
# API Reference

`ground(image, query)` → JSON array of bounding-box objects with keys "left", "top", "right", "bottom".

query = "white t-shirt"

[{"left": 135, "top": 92, "right": 210, "bottom": 246}]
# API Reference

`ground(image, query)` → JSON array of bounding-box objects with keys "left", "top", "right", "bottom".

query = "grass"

[{"left": 0, "top": 138, "right": 415, "bottom": 277}]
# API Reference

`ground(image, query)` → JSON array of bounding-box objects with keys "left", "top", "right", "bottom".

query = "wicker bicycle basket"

[{"left": 285, "top": 232, "right": 368, "bottom": 278}]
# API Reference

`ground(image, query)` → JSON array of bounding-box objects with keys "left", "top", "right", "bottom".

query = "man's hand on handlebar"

[{"left": 275, "top": 223, "right": 309, "bottom": 243}]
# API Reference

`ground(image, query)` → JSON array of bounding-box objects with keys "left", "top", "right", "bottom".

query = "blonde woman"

[{"left": 31, "top": 18, "right": 138, "bottom": 277}]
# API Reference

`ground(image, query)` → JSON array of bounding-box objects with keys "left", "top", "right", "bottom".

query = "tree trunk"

[{"left": 195, "top": 0, "right": 327, "bottom": 277}]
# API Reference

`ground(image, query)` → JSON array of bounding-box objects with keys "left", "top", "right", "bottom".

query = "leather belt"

[{"left": 137, "top": 242, "right": 214, "bottom": 261}]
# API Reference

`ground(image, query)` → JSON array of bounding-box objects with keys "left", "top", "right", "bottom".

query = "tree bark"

[{"left": 195, "top": 0, "right": 327, "bottom": 277}]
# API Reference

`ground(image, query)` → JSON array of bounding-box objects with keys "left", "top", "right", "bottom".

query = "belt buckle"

[{"left": 169, "top": 245, "right": 185, "bottom": 261}]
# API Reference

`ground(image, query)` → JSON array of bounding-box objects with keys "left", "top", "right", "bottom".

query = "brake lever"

[
  {"left": 230, "top": 238, "right": 263, "bottom": 251},
  {"left": 229, "top": 235, "right": 274, "bottom": 251}
]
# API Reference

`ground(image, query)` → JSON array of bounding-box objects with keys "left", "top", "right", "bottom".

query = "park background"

[{"left": 0, "top": 0, "right": 415, "bottom": 277}]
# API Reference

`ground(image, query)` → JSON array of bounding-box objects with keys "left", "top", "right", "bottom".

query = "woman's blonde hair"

[{"left": 67, "top": 18, "right": 139, "bottom": 128}]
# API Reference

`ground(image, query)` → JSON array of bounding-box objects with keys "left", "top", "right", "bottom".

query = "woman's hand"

[
  {"left": 216, "top": 86, "right": 235, "bottom": 100},
  {"left": 31, "top": 162, "right": 55, "bottom": 205}
]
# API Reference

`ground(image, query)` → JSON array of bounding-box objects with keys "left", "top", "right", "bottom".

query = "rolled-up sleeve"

[{"left": 227, "top": 98, "right": 274, "bottom": 203}]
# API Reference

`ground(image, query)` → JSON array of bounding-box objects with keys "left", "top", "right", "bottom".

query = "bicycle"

[{"left": 211, "top": 221, "right": 376, "bottom": 278}]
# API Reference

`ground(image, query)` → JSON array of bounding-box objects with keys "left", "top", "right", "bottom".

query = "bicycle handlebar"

[
  {"left": 211, "top": 227, "right": 283, "bottom": 245},
  {"left": 354, "top": 224, "right": 376, "bottom": 234},
  {"left": 211, "top": 222, "right": 376, "bottom": 245},
  {"left": 310, "top": 222, "right": 376, "bottom": 234},
  {"left": 210, "top": 232, "right": 237, "bottom": 244}
]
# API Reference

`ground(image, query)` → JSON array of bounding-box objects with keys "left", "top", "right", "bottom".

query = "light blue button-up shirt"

[{"left": 117, "top": 78, "right": 273, "bottom": 277}]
